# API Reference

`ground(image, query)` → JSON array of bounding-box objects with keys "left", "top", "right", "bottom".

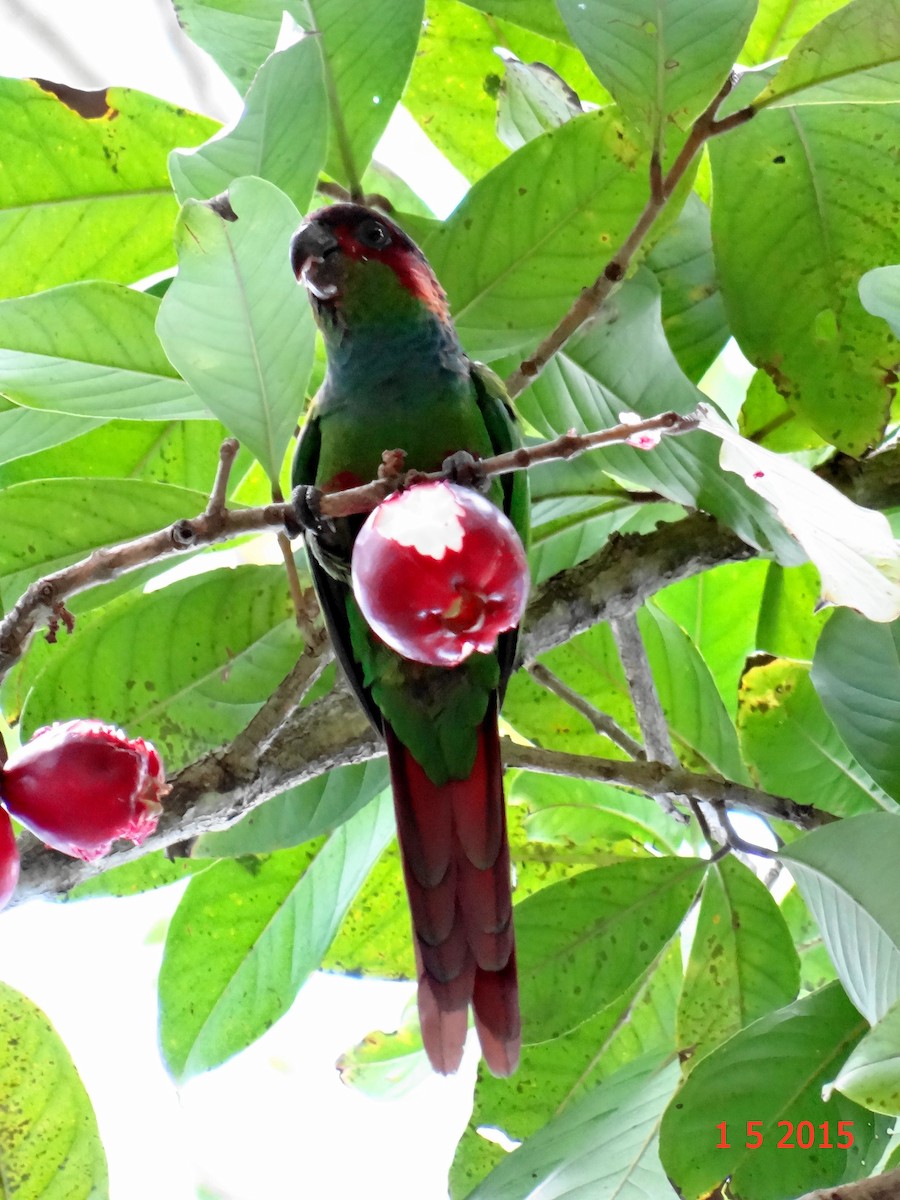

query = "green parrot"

[{"left": 289, "top": 204, "right": 528, "bottom": 1076}]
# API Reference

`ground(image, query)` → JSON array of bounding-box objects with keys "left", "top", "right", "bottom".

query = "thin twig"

[
  {"left": 0, "top": 412, "right": 698, "bottom": 686},
  {"left": 502, "top": 742, "right": 835, "bottom": 831},
  {"left": 527, "top": 662, "right": 645, "bottom": 760},
  {"left": 504, "top": 75, "right": 754, "bottom": 398}
]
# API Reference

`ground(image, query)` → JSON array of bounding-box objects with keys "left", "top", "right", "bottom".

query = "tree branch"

[
  {"left": 796, "top": 1168, "right": 900, "bottom": 1200},
  {"left": 504, "top": 75, "right": 754, "bottom": 398}
]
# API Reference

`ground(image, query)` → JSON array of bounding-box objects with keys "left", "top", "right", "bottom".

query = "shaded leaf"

[
  {"left": 831, "top": 996, "right": 900, "bottom": 1115},
  {"left": 0, "top": 400, "right": 103, "bottom": 469}
]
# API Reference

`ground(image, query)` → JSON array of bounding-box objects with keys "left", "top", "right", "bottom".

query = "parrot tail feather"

[{"left": 386, "top": 699, "right": 521, "bottom": 1077}]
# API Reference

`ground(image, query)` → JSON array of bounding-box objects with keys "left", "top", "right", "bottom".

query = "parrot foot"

[
  {"left": 441, "top": 450, "right": 489, "bottom": 495},
  {"left": 287, "top": 484, "right": 336, "bottom": 540}
]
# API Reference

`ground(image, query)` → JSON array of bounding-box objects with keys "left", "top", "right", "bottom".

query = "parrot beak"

[{"left": 290, "top": 220, "right": 341, "bottom": 301}]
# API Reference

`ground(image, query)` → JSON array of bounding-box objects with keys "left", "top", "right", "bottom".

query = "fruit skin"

[
  {"left": 1, "top": 720, "right": 166, "bottom": 862},
  {"left": 351, "top": 481, "right": 529, "bottom": 668},
  {"left": 0, "top": 807, "right": 19, "bottom": 909},
  {"left": 291, "top": 203, "right": 529, "bottom": 1075}
]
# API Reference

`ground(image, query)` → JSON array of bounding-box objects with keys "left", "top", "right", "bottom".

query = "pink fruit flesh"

[
  {"left": 351, "top": 481, "right": 529, "bottom": 667},
  {"left": 2, "top": 719, "right": 166, "bottom": 861}
]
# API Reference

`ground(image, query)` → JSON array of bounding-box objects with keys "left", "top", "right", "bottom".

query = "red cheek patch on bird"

[{"left": 334, "top": 228, "right": 448, "bottom": 316}]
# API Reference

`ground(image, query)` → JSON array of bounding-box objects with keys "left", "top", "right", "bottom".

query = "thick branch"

[{"left": 796, "top": 1168, "right": 900, "bottom": 1200}]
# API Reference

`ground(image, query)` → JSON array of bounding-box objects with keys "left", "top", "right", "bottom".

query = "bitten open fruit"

[
  {"left": 1, "top": 720, "right": 167, "bottom": 862},
  {"left": 351, "top": 480, "right": 529, "bottom": 667},
  {"left": 0, "top": 807, "right": 19, "bottom": 910}
]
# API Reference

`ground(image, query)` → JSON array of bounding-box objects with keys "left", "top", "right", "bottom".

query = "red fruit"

[
  {"left": 1, "top": 720, "right": 167, "bottom": 862},
  {"left": 0, "top": 807, "right": 19, "bottom": 910},
  {"left": 351, "top": 481, "right": 529, "bottom": 667}
]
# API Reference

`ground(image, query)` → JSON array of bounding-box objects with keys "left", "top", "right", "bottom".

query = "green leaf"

[
  {"left": 780, "top": 813, "right": 900, "bottom": 1024},
  {"left": 0, "top": 283, "right": 206, "bottom": 421},
  {"left": 423, "top": 109, "right": 654, "bottom": 358},
  {"left": 677, "top": 857, "right": 800, "bottom": 1066},
  {"left": 170, "top": 38, "right": 327, "bottom": 212},
  {"left": 405, "top": 1, "right": 604, "bottom": 184},
  {"left": 66, "top": 853, "right": 210, "bottom": 900},
  {"left": 469, "top": 1054, "right": 680, "bottom": 1200},
  {"left": 557, "top": 0, "right": 757, "bottom": 150},
  {"left": 517, "top": 856, "right": 705, "bottom": 1042},
  {"left": 336, "top": 1000, "right": 432, "bottom": 1099},
  {"left": 781, "top": 885, "right": 837, "bottom": 994},
  {"left": 742, "top": 0, "right": 850, "bottom": 65},
  {"left": 660, "top": 983, "right": 876, "bottom": 1200},
  {"left": 812, "top": 610, "right": 900, "bottom": 800},
  {"left": 170, "top": 0, "right": 289, "bottom": 91},
  {"left": 158, "top": 790, "right": 395, "bottom": 1080},
  {"left": 459, "top": 0, "right": 574, "bottom": 43},
  {"left": 19, "top": 565, "right": 302, "bottom": 771},
  {"left": 0, "top": 981, "right": 108, "bottom": 1199},
  {"left": 640, "top": 603, "right": 750, "bottom": 781},
  {"left": 0, "top": 478, "right": 209, "bottom": 606},
  {"left": 324, "top": 841, "right": 415, "bottom": 979},
  {"left": 739, "top": 660, "right": 896, "bottom": 815},
  {"left": 0, "top": 78, "right": 216, "bottom": 300},
  {"left": 754, "top": 0, "right": 900, "bottom": 109},
  {"left": 497, "top": 55, "right": 582, "bottom": 150},
  {"left": 0, "top": 400, "right": 103, "bottom": 468},
  {"left": 512, "top": 271, "right": 798, "bottom": 558},
  {"left": 644, "top": 192, "right": 731, "bottom": 382},
  {"left": 156, "top": 177, "right": 314, "bottom": 481},
  {"left": 739, "top": 367, "right": 828, "bottom": 451},
  {"left": 831, "top": 995, "right": 900, "bottom": 1115},
  {"left": 860, "top": 264, "right": 900, "bottom": 338},
  {"left": 653, "top": 559, "right": 768, "bottom": 718},
  {"left": 194, "top": 762, "right": 390, "bottom": 854},
  {"left": 709, "top": 102, "right": 899, "bottom": 455}
]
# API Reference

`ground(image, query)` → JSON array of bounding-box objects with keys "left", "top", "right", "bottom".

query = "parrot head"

[{"left": 290, "top": 204, "right": 450, "bottom": 332}]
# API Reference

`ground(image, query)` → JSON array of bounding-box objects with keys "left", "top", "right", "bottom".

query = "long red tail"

[{"left": 385, "top": 697, "right": 520, "bottom": 1076}]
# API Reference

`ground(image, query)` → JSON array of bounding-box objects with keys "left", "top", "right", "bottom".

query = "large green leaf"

[
  {"left": 170, "top": 38, "right": 327, "bottom": 211},
  {"left": 422, "top": 109, "right": 655, "bottom": 358},
  {"left": 459, "top": 0, "right": 574, "bottom": 43},
  {"left": 0, "top": 982, "right": 108, "bottom": 1199},
  {"left": 644, "top": 192, "right": 731, "bottom": 382},
  {"left": 639, "top": 603, "right": 750, "bottom": 781},
  {"left": 741, "top": 0, "right": 850, "bottom": 65},
  {"left": 0, "top": 283, "right": 206, "bottom": 421},
  {"left": 812, "top": 610, "right": 900, "bottom": 800},
  {"left": 753, "top": 0, "right": 900, "bottom": 109},
  {"left": 0, "top": 77, "right": 215, "bottom": 300},
  {"left": 739, "top": 659, "right": 895, "bottom": 814},
  {"left": 660, "top": 983, "right": 876, "bottom": 1200},
  {"left": 677, "top": 857, "right": 800, "bottom": 1066},
  {"left": 157, "top": 176, "right": 314, "bottom": 481},
  {"left": 512, "top": 271, "right": 798, "bottom": 557},
  {"left": 832, "top": 995, "right": 900, "bottom": 1115},
  {"left": 405, "top": 0, "right": 604, "bottom": 183},
  {"left": 756, "top": 562, "right": 829, "bottom": 661},
  {"left": 710, "top": 100, "right": 899, "bottom": 455},
  {"left": 0, "top": 478, "right": 209, "bottom": 606},
  {"left": 517, "top": 856, "right": 705, "bottom": 1042},
  {"left": 469, "top": 1054, "right": 679, "bottom": 1200},
  {"left": 781, "top": 813, "right": 900, "bottom": 1024},
  {"left": 158, "top": 790, "right": 395, "bottom": 1080},
  {"left": 194, "top": 761, "right": 390, "bottom": 854},
  {"left": 19, "top": 564, "right": 302, "bottom": 771},
  {"left": 0, "top": 399, "right": 103, "bottom": 468},
  {"left": 175, "top": 0, "right": 422, "bottom": 184},
  {"left": 557, "top": 0, "right": 757, "bottom": 152}
]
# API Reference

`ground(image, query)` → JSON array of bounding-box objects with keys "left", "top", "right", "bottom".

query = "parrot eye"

[{"left": 356, "top": 218, "right": 392, "bottom": 250}]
